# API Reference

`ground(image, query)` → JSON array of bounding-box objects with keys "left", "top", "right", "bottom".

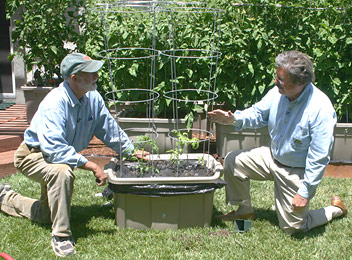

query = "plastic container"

[{"left": 105, "top": 153, "right": 224, "bottom": 229}]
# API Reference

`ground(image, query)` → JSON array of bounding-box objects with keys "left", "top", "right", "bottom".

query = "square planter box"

[
  {"left": 105, "top": 153, "right": 223, "bottom": 230},
  {"left": 113, "top": 192, "right": 214, "bottom": 230},
  {"left": 216, "top": 124, "right": 270, "bottom": 157},
  {"left": 216, "top": 123, "right": 352, "bottom": 163},
  {"left": 331, "top": 123, "right": 352, "bottom": 162},
  {"left": 21, "top": 85, "right": 53, "bottom": 123},
  {"left": 117, "top": 117, "right": 188, "bottom": 154}
]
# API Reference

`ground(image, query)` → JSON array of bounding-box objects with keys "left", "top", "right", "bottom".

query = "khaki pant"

[
  {"left": 223, "top": 146, "right": 340, "bottom": 234},
  {"left": 0, "top": 142, "right": 75, "bottom": 237}
]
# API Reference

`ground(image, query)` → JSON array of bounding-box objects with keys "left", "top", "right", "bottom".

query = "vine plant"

[
  {"left": 125, "top": 135, "right": 159, "bottom": 176},
  {"left": 167, "top": 130, "right": 202, "bottom": 166}
]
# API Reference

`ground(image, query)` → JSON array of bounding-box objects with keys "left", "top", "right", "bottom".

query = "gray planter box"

[
  {"left": 106, "top": 153, "right": 223, "bottom": 230},
  {"left": 216, "top": 123, "right": 352, "bottom": 163},
  {"left": 21, "top": 85, "right": 53, "bottom": 123},
  {"left": 332, "top": 123, "right": 352, "bottom": 162},
  {"left": 216, "top": 124, "right": 270, "bottom": 157},
  {"left": 117, "top": 117, "right": 188, "bottom": 154},
  {"left": 113, "top": 192, "right": 214, "bottom": 230}
]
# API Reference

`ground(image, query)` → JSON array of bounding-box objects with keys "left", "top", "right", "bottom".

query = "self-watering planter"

[
  {"left": 105, "top": 153, "right": 224, "bottom": 230},
  {"left": 96, "top": 1, "right": 225, "bottom": 229}
]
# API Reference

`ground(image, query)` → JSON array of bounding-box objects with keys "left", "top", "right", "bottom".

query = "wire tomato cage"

[{"left": 89, "top": 1, "right": 224, "bottom": 175}]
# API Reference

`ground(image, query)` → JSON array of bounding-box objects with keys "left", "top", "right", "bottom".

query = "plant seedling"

[
  {"left": 131, "top": 135, "right": 159, "bottom": 176},
  {"left": 167, "top": 130, "right": 200, "bottom": 165}
]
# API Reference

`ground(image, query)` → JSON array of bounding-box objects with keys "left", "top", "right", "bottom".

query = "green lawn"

[{"left": 0, "top": 170, "right": 351, "bottom": 260}]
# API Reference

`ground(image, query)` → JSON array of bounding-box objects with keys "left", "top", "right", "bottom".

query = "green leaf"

[
  {"left": 165, "top": 99, "right": 172, "bottom": 106},
  {"left": 128, "top": 63, "right": 139, "bottom": 77},
  {"left": 328, "top": 35, "right": 338, "bottom": 44},
  {"left": 50, "top": 46, "right": 58, "bottom": 55},
  {"left": 185, "top": 112, "right": 194, "bottom": 130},
  {"left": 332, "top": 77, "right": 341, "bottom": 86},
  {"left": 258, "top": 84, "right": 266, "bottom": 94},
  {"left": 194, "top": 104, "right": 203, "bottom": 112},
  {"left": 185, "top": 69, "right": 193, "bottom": 78},
  {"left": 313, "top": 48, "right": 323, "bottom": 57},
  {"left": 248, "top": 63, "right": 254, "bottom": 75},
  {"left": 122, "top": 31, "right": 129, "bottom": 39}
]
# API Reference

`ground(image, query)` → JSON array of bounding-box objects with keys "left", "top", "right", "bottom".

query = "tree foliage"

[{"left": 7, "top": 0, "right": 352, "bottom": 122}]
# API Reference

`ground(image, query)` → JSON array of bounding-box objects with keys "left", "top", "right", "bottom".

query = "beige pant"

[
  {"left": 0, "top": 142, "right": 75, "bottom": 237},
  {"left": 223, "top": 146, "right": 340, "bottom": 234}
]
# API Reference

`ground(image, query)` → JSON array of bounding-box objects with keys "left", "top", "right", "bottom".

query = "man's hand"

[
  {"left": 208, "top": 109, "right": 236, "bottom": 125},
  {"left": 80, "top": 160, "right": 107, "bottom": 186},
  {"left": 291, "top": 193, "right": 308, "bottom": 211},
  {"left": 133, "top": 149, "right": 150, "bottom": 161}
]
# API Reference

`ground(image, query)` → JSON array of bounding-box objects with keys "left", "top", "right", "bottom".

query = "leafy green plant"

[
  {"left": 134, "top": 135, "right": 159, "bottom": 154},
  {"left": 83, "top": 2, "right": 221, "bottom": 127},
  {"left": 6, "top": 0, "right": 87, "bottom": 86},
  {"left": 214, "top": 0, "right": 352, "bottom": 121},
  {"left": 128, "top": 135, "right": 159, "bottom": 176},
  {"left": 15, "top": 0, "right": 351, "bottom": 122},
  {"left": 198, "top": 156, "right": 206, "bottom": 167},
  {"left": 167, "top": 130, "right": 200, "bottom": 165}
]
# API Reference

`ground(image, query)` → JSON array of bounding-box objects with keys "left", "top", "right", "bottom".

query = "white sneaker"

[{"left": 51, "top": 236, "right": 76, "bottom": 257}]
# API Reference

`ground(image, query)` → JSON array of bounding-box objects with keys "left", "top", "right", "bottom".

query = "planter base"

[
  {"left": 114, "top": 192, "right": 214, "bottom": 230},
  {"left": 106, "top": 153, "right": 223, "bottom": 229}
]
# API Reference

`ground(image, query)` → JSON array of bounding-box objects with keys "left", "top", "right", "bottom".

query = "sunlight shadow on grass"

[{"left": 71, "top": 204, "right": 116, "bottom": 239}]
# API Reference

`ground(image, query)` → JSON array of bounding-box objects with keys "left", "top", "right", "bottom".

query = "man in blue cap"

[{"left": 0, "top": 53, "right": 146, "bottom": 257}]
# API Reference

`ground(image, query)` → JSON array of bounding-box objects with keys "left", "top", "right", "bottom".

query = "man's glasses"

[{"left": 275, "top": 77, "right": 284, "bottom": 87}]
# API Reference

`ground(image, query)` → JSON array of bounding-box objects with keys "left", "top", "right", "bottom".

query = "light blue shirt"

[
  {"left": 24, "top": 81, "right": 134, "bottom": 168},
  {"left": 233, "top": 83, "right": 336, "bottom": 198}
]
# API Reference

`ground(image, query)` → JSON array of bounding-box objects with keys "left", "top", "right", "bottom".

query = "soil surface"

[
  {"left": 79, "top": 137, "right": 116, "bottom": 156},
  {"left": 80, "top": 136, "right": 221, "bottom": 178},
  {"left": 80, "top": 137, "right": 352, "bottom": 178},
  {"left": 108, "top": 159, "right": 215, "bottom": 178}
]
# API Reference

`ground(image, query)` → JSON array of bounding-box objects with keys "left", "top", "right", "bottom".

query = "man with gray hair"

[
  {"left": 0, "top": 53, "right": 147, "bottom": 257},
  {"left": 208, "top": 50, "right": 347, "bottom": 234}
]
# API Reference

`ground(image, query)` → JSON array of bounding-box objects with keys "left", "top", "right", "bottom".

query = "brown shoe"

[
  {"left": 216, "top": 210, "right": 255, "bottom": 221},
  {"left": 331, "top": 195, "right": 348, "bottom": 216}
]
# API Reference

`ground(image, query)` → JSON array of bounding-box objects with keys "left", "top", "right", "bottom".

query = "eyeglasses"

[{"left": 275, "top": 77, "right": 285, "bottom": 87}]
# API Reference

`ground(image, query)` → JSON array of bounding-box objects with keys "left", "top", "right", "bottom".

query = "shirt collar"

[
  {"left": 288, "top": 83, "right": 313, "bottom": 105},
  {"left": 63, "top": 81, "right": 88, "bottom": 107}
]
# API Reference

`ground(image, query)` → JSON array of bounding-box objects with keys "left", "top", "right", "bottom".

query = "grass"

[{"left": 0, "top": 170, "right": 351, "bottom": 260}]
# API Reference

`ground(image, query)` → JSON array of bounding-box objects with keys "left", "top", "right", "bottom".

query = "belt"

[{"left": 274, "top": 159, "right": 304, "bottom": 169}]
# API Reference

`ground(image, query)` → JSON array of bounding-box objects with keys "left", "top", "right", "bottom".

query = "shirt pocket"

[
  {"left": 81, "top": 114, "right": 94, "bottom": 133},
  {"left": 290, "top": 125, "right": 310, "bottom": 150}
]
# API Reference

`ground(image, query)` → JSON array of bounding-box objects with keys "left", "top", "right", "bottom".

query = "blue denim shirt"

[
  {"left": 24, "top": 81, "right": 134, "bottom": 168},
  {"left": 234, "top": 83, "right": 336, "bottom": 198}
]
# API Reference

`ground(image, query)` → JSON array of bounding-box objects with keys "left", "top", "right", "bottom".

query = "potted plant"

[
  {"left": 6, "top": 0, "right": 87, "bottom": 122},
  {"left": 82, "top": 2, "right": 226, "bottom": 230},
  {"left": 105, "top": 131, "right": 224, "bottom": 230}
]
